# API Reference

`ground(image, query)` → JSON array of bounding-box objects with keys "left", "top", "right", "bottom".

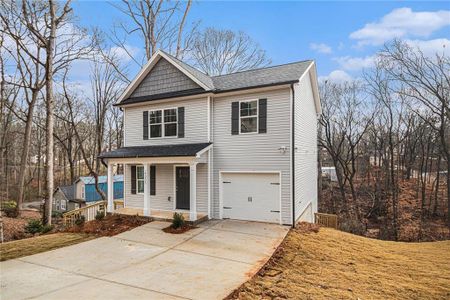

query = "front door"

[{"left": 176, "top": 167, "right": 190, "bottom": 210}]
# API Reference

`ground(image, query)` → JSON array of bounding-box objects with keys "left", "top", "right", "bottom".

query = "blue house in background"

[{"left": 74, "top": 175, "right": 123, "bottom": 202}]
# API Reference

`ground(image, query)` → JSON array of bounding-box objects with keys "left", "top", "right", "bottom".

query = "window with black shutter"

[
  {"left": 258, "top": 98, "right": 267, "bottom": 133},
  {"left": 130, "top": 165, "right": 137, "bottom": 194},
  {"left": 150, "top": 165, "right": 156, "bottom": 195},
  {"left": 231, "top": 102, "right": 239, "bottom": 135},
  {"left": 143, "top": 111, "right": 148, "bottom": 140}
]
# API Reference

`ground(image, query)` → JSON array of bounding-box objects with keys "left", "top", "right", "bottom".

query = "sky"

[{"left": 71, "top": 0, "right": 450, "bottom": 83}]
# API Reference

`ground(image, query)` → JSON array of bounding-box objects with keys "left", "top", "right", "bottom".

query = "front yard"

[
  {"left": 0, "top": 233, "right": 94, "bottom": 261},
  {"left": 228, "top": 223, "right": 450, "bottom": 300},
  {"left": 1, "top": 214, "right": 151, "bottom": 262}
]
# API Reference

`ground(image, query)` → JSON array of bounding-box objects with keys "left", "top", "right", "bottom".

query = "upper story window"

[
  {"left": 149, "top": 108, "right": 177, "bottom": 138},
  {"left": 240, "top": 100, "right": 258, "bottom": 134},
  {"left": 136, "top": 165, "right": 144, "bottom": 193}
]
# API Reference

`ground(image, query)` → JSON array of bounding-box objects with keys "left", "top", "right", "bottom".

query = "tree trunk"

[
  {"left": 44, "top": 0, "right": 57, "bottom": 225},
  {"left": 17, "top": 91, "right": 38, "bottom": 210}
]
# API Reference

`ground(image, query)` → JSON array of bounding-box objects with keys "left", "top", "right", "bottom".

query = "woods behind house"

[{"left": 0, "top": 1, "right": 448, "bottom": 241}]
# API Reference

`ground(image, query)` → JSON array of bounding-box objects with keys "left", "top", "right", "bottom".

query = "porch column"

[
  {"left": 189, "top": 162, "right": 197, "bottom": 221},
  {"left": 107, "top": 163, "right": 114, "bottom": 213},
  {"left": 143, "top": 163, "right": 151, "bottom": 216}
]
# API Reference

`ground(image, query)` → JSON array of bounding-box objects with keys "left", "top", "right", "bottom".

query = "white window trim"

[
  {"left": 61, "top": 200, "right": 66, "bottom": 210},
  {"left": 239, "top": 99, "right": 259, "bottom": 134},
  {"left": 136, "top": 165, "right": 144, "bottom": 194},
  {"left": 149, "top": 107, "right": 178, "bottom": 138}
]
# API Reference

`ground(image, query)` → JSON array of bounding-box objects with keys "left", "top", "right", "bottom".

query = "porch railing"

[
  {"left": 63, "top": 201, "right": 106, "bottom": 226},
  {"left": 315, "top": 213, "right": 338, "bottom": 229},
  {"left": 62, "top": 199, "right": 125, "bottom": 227}
]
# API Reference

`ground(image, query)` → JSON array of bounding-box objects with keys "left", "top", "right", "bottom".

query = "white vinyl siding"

[
  {"left": 212, "top": 88, "right": 292, "bottom": 225},
  {"left": 124, "top": 97, "right": 208, "bottom": 146},
  {"left": 294, "top": 71, "right": 318, "bottom": 222},
  {"left": 123, "top": 163, "right": 208, "bottom": 214}
]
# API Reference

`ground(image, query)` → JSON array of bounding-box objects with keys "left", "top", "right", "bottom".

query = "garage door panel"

[{"left": 222, "top": 173, "right": 280, "bottom": 223}]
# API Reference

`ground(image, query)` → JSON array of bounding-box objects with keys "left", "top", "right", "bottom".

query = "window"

[
  {"left": 136, "top": 166, "right": 144, "bottom": 193},
  {"left": 150, "top": 110, "right": 162, "bottom": 138},
  {"left": 240, "top": 100, "right": 258, "bottom": 133},
  {"left": 81, "top": 186, "right": 85, "bottom": 199},
  {"left": 149, "top": 108, "right": 177, "bottom": 138},
  {"left": 164, "top": 109, "right": 177, "bottom": 137},
  {"left": 61, "top": 200, "right": 66, "bottom": 211}
]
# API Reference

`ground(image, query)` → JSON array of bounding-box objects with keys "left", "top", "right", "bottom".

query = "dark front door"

[{"left": 176, "top": 167, "right": 190, "bottom": 210}]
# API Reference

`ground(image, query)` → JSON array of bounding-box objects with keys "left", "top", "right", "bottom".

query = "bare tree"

[
  {"left": 19, "top": 0, "right": 94, "bottom": 224},
  {"left": 110, "top": 0, "right": 195, "bottom": 66},
  {"left": 0, "top": 1, "right": 47, "bottom": 210},
  {"left": 190, "top": 27, "right": 272, "bottom": 76},
  {"left": 380, "top": 40, "right": 450, "bottom": 226},
  {"left": 319, "top": 81, "right": 374, "bottom": 225}
]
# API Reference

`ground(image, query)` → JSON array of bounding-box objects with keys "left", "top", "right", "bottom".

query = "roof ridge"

[
  {"left": 159, "top": 49, "right": 210, "bottom": 77},
  {"left": 212, "top": 60, "right": 313, "bottom": 78}
]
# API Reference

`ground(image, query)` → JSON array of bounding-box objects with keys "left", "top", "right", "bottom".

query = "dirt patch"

[
  {"left": 227, "top": 223, "right": 450, "bottom": 300},
  {"left": 162, "top": 224, "right": 196, "bottom": 234},
  {"left": 64, "top": 214, "right": 151, "bottom": 236},
  {"left": 1, "top": 210, "right": 42, "bottom": 242}
]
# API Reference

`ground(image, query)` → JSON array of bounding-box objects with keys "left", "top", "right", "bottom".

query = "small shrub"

[
  {"left": 95, "top": 210, "right": 105, "bottom": 221},
  {"left": 41, "top": 224, "right": 54, "bottom": 234},
  {"left": 74, "top": 215, "right": 86, "bottom": 226},
  {"left": 2, "top": 201, "right": 18, "bottom": 218},
  {"left": 52, "top": 211, "right": 63, "bottom": 218},
  {"left": 172, "top": 212, "right": 185, "bottom": 229},
  {"left": 25, "top": 219, "right": 43, "bottom": 234}
]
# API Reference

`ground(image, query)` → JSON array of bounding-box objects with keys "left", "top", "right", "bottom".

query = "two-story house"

[{"left": 99, "top": 50, "right": 321, "bottom": 226}]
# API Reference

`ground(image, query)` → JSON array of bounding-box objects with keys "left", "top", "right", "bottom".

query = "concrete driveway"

[{"left": 0, "top": 219, "right": 288, "bottom": 300}]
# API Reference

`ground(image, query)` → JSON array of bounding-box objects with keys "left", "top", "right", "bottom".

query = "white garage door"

[{"left": 222, "top": 172, "right": 280, "bottom": 223}]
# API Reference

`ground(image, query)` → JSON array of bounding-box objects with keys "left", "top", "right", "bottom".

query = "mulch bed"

[
  {"left": 64, "top": 214, "right": 151, "bottom": 236},
  {"left": 1, "top": 210, "right": 42, "bottom": 242},
  {"left": 162, "top": 224, "right": 196, "bottom": 234}
]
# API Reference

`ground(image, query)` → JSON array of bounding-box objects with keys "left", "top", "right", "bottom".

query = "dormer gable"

[
  {"left": 131, "top": 57, "right": 202, "bottom": 98},
  {"left": 116, "top": 50, "right": 213, "bottom": 105}
]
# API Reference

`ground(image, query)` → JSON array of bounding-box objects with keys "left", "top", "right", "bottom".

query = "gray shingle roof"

[
  {"left": 211, "top": 61, "right": 312, "bottom": 92},
  {"left": 118, "top": 51, "right": 313, "bottom": 106},
  {"left": 59, "top": 185, "right": 75, "bottom": 200},
  {"left": 98, "top": 143, "right": 212, "bottom": 159},
  {"left": 162, "top": 50, "right": 215, "bottom": 90}
]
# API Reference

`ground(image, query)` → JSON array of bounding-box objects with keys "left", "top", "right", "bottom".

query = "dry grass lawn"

[
  {"left": 0, "top": 233, "right": 95, "bottom": 262},
  {"left": 229, "top": 223, "right": 450, "bottom": 300}
]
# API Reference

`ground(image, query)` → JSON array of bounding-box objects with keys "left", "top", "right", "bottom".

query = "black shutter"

[
  {"left": 150, "top": 165, "right": 156, "bottom": 195},
  {"left": 258, "top": 98, "right": 267, "bottom": 133},
  {"left": 143, "top": 111, "right": 148, "bottom": 140},
  {"left": 130, "top": 165, "right": 136, "bottom": 194},
  {"left": 231, "top": 101, "right": 239, "bottom": 135},
  {"left": 178, "top": 107, "right": 185, "bottom": 138}
]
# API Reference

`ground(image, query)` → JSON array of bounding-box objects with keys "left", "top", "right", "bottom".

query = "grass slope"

[
  {"left": 0, "top": 233, "right": 95, "bottom": 261},
  {"left": 229, "top": 224, "right": 450, "bottom": 299}
]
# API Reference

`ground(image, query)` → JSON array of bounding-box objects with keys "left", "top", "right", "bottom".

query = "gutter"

[{"left": 291, "top": 83, "right": 296, "bottom": 228}]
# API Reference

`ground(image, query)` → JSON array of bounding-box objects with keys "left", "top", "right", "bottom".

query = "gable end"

[{"left": 130, "top": 58, "right": 202, "bottom": 98}]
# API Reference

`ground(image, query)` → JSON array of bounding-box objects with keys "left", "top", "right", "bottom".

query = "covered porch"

[{"left": 98, "top": 143, "right": 212, "bottom": 222}]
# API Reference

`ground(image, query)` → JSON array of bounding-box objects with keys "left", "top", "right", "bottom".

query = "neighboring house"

[
  {"left": 99, "top": 50, "right": 321, "bottom": 225},
  {"left": 52, "top": 185, "right": 85, "bottom": 213},
  {"left": 74, "top": 175, "right": 124, "bottom": 202}
]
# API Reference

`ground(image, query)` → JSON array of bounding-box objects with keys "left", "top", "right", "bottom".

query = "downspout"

[{"left": 291, "top": 84, "right": 296, "bottom": 228}]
